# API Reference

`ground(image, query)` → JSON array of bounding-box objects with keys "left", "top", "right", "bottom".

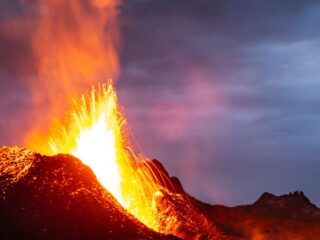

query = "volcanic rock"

[
  {"left": 1, "top": 146, "right": 319, "bottom": 240},
  {"left": 142, "top": 159, "right": 185, "bottom": 194},
  {"left": 152, "top": 190, "right": 234, "bottom": 240},
  {"left": 192, "top": 192, "right": 320, "bottom": 240},
  {"left": 252, "top": 191, "right": 320, "bottom": 221},
  {"left": 141, "top": 159, "right": 235, "bottom": 240},
  {"left": 0, "top": 146, "right": 175, "bottom": 240}
]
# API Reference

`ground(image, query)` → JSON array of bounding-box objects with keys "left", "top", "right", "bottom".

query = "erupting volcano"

[
  {"left": 1, "top": 0, "right": 319, "bottom": 239},
  {"left": 32, "top": 81, "right": 174, "bottom": 231},
  {"left": 0, "top": 0, "right": 214, "bottom": 237},
  {"left": 19, "top": 0, "right": 183, "bottom": 232}
]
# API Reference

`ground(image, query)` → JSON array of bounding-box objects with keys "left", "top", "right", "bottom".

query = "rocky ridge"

[{"left": 1, "top": 146, "right": 319, "bottom": 240}]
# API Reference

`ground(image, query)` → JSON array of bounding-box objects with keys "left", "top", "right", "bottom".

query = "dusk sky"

[{"left": 1, "top": 0, "right": 320, "bottom": 206}]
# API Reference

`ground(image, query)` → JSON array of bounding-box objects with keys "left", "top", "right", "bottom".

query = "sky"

[{"left": 1, "top": 0, "right": 320, "bottom": 206}]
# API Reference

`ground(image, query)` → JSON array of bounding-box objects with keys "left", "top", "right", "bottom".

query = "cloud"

[{"left": 117, "top": 0, "right": 320, "bottom": 205}]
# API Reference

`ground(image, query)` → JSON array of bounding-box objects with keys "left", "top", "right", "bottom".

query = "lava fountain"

[
  {"left": 25, "top": 0, "right": 168, "bottom": 232},
  {"left": 31, "top": 81, "right": 168, "bottom": 231},
  {"left": 26, "top": 0, "right": 120, "bottom": 151},
  {"left": 48, "top": 83, "right": 124, "bottom": 203}
]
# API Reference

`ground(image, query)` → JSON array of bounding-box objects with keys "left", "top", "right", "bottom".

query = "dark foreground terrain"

[
  {"left": 0, "top": 146, "right": 319, "bottom": 239},
  {"left": 192, "top": 192, "right": 320, "bottom": 239},
  {"left": 0, "top": 146, "right": 174, "bottom": 240}
]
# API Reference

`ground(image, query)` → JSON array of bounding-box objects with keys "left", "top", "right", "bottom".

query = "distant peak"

[
  {"left": 254, "top": 191, "right": 316, "bottom": 209},
  {"left": 287, "top": 191, "right": 306, "bottom": 198},
  {"left": 254, "top": 192, "right": 276, "bottom": 204}
]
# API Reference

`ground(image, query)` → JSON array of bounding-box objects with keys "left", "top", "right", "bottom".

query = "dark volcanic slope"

[
  {"left": 1, "top": 146, "right": 319, "bottom": 240},
  {"left": 0, "top": 146, "right": 173, "bottom": 240},
  {"left": 192, "top": 191, "right": 320, "bottom": 240},
  {"left": 143, "top": 159, "right": 235, "bottom": 240}
]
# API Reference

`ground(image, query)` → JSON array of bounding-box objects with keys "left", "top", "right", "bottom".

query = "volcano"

[
  {"left": 1, "top": 146, "right": 319, "bottom": 240},
  {"left": 0, "top": 1, "right": 319, "bottom": 239},
  {"left": 0, "top": 146, "right": 177, "bottom": 240}
]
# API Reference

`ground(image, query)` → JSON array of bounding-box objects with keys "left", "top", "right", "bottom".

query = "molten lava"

[
  {"left": 39, "top": 82, "right": 162, "bottom": 231},
  {"left": 49, "top": 83, "right": 123, "bottom": 202}
]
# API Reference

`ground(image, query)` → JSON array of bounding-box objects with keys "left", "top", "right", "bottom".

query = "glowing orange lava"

[{"left": 44, "top": 82, "right": 161, "bottom": 230}]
